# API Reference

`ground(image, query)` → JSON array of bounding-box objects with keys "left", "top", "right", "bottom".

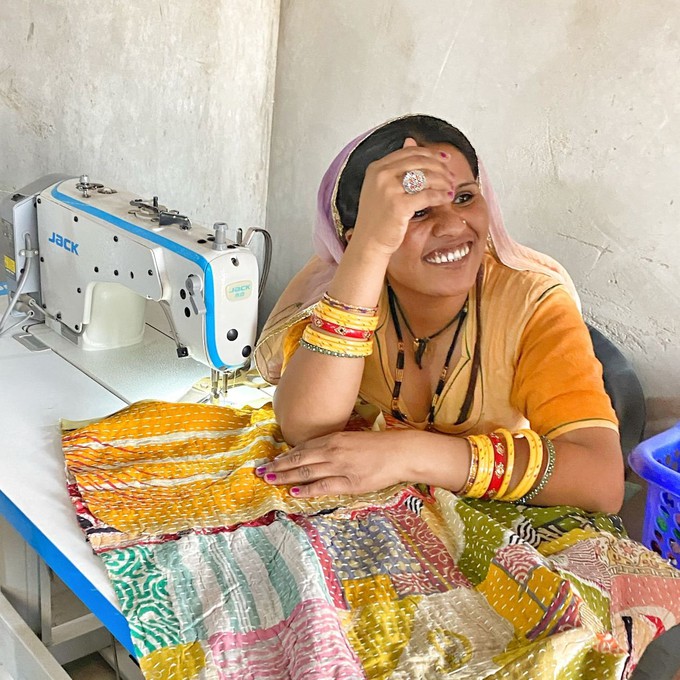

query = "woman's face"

[{"left": 386, "top": 143, "right": 489, "bottom": 299}]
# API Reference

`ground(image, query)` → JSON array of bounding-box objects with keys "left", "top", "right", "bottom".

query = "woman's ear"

[{"left": 344, "top": 228, "right": 354, "bottom": 243}]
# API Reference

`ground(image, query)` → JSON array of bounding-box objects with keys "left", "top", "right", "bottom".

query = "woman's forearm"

[
  {"left": 398, "top": 431, "right": 472, "bottom": 491},
  {"left": 274, "top": 239, "right": 391, "bottom": 445},
  {"left": 402, "top": 428, "right": 624, "bottom": 514}
]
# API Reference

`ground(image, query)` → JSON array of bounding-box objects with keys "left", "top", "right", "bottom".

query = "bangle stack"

[
  {"left": 456, "top": 428, "right": 556, "bottom": 504},
  {"left": 300, "top": 292, "right": 379, "bottom": 359}
]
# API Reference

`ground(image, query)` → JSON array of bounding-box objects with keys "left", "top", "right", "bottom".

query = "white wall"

[
  {"left": 266, "top": 0, "right": 680, "bottom": 435},
  {"left": 0, "top": 0, "right": 280, "bottom": 233}
]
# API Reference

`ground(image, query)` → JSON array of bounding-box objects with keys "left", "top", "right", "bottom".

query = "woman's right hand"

[{"left": 347, "top": 138, "right": 457, "bottom": 256}]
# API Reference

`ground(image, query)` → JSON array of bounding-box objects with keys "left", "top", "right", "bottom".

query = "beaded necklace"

[{"left": 386, "top": 266, "right": 483, "bottom": 429}]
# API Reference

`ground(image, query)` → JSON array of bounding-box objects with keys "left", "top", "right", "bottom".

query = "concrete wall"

[
  {"left": 266, "top": 0, "right": 680, "bottom": 435},
  {"left": 0, "top": 0, "right": 280, "bottom": 233}
]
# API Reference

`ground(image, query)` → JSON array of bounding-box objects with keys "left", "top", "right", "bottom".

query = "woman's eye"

[
  {"left": 411, "top": 209, "right": 429, "bottom": 220},
  {"left": 453, "top": 192, "right": 474, "bottom": 205}
]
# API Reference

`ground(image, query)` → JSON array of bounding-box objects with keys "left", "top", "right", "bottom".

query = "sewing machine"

[
  {"left": 0, "top": 175, "right": 271, "bottom": 403},
  {"left": 0, "top": 176, "right": 273, "bottom": 678}
]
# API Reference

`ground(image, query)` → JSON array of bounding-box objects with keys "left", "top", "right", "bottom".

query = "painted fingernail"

[
  {"left": 265, "top": 473, "right": 277, "bottom": 482},
  {"left": 440, "top": 151, "right": 449, "bottom": 158},
  {"left": 255, "top": 466, "right": 267, "bottom": 476},
  {"left": 290, "top": 487, "right": 300, "bottom": 496},
  {"left": 448, "top": 191, "right": 455, "bottom": 197}
]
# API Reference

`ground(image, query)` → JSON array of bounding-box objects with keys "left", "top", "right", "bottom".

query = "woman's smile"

[{"left": 423, "top": 241, "right": 472, "bottom": 265}]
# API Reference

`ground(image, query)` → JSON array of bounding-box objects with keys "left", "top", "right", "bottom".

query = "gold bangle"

[
  {"left": 504, "top": 429, "right": 544, "bottom": 502},
  {"left": 466, "top": 435, "right": 496, "bottom": 498},
  {"left": 315, "top": 307, "right": 379, "bottom": 331},
  {"left": 315, "top": 302, "right": 379, "bottom": 331},
  {"left": 457, "top": 438, "right": 480, "bottom": 496},
  {"left": 493, "top": 428, "right": 516, "bottom": 500}
]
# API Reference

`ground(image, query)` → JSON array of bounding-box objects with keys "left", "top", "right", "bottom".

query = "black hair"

[{"left": 335, "top": 115, "right": 478, "bottom": 238}]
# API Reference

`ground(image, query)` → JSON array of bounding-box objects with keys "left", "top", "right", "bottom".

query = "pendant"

[{"left": 413, "top": 338, "right": 429, "bottom": 369}]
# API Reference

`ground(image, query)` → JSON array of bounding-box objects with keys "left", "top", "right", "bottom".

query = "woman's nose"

[{"left": 431, "top": 208, "right": 468, "bottom": 238}]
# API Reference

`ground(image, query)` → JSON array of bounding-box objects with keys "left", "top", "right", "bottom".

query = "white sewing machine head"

[{"left": 1, "top": 175, "right": 271, "bottom": 401}]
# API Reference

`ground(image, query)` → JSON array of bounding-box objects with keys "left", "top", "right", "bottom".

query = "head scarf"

[{"left": 254, "top": 116, "right": 579, "bottom": 383}]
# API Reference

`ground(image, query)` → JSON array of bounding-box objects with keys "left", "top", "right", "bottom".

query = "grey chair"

[{"left": 587, "top": 324, "right": 646, "bottom": 500}]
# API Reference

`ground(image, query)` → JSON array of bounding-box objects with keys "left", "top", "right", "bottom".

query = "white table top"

[
  {"left": 0, "top": 297, "right": 274, "bottom": 656},
  {"left": 0, "top": 321, "right": 133, "bottom": 651}
]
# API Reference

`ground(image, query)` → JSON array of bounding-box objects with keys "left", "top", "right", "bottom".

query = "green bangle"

[{"left": 516, "top": 435, "right": 556, "bottom": 504}]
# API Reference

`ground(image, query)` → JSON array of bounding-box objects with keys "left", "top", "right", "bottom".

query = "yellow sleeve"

[
  {"left": 281, "top": 319, "right": 311, "bottom": 374},
  {"left": 511, "top": 287, "right": 619, "bottom": 438}
]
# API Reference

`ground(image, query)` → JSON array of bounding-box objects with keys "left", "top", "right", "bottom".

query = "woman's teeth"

[{"left": 425, "top": 243, "right": 471, "bottom": 264}]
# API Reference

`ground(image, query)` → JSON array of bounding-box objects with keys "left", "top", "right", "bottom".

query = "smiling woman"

[{"left": 256, "top": 114, "right": 622, "bottom": 513}]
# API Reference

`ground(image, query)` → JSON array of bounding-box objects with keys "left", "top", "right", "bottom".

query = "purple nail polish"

[
  {"left": 448, "top": 191, "right": 454, "bottom": 197},
  {"left": 265, "top": 473, "right": 277, "bottom": 482},
  {"left": 440, "top": 151, "right": 449, "bottom": 158},
  {"left": 255, "top": 466, "right": 267, "bottom": 476},
  {"left": 290, "top": 487, "right": 300, "bottom": 496}
]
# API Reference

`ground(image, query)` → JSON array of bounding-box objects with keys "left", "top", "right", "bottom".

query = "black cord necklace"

[
  {"left": 389, "top": 288, "right": 466, "bottom": 369},
  {"left": 387, "top": 284, "right": 467, "bottom": 427}
]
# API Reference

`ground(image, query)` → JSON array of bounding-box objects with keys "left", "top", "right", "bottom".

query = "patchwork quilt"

[{"left": 62, "top": 401, "right": 680, "bottom": 679}]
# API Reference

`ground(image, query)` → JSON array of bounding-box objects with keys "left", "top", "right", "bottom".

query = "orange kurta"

[{"left": 282, "top": 254, "right": 617, "bottom": 438}]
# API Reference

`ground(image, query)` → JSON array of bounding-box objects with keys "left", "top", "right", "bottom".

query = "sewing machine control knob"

[
  {"left": 185, "top": 274, "right": 206, "bottom": 315},
  {"left": 212, "top": 222, "right": 230, "bottom": 251},
  {"left": 76, "top": 174, "right": 104, "bottom": 198}
]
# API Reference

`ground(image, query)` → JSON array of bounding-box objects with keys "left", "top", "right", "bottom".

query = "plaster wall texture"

[
  {"left": 0, "top": 0, "right": 280, "bottom": 235},
  {"left": 266, "top": 0, "right": 680, "bottom": 436}
]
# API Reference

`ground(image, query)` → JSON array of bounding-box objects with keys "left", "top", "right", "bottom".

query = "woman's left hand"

[{"left": 255, "top": 430, "right": 413, "bottom": 497}]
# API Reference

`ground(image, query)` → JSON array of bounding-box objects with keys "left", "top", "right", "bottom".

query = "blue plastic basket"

[{"left": 628, "top": 422, "right": 680, "bottom": 568}]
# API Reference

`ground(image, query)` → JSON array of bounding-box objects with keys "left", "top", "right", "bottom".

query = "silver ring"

[{"left": 402, "top": 169, "right": 426, "bottom": 194}]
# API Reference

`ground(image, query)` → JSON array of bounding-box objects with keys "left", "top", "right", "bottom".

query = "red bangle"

[
  {"left": 482, "top": 432, "right": 509, "bottom": 500},
  {"left": 311, "top": 314, "right": 374, "bottom": 340}
]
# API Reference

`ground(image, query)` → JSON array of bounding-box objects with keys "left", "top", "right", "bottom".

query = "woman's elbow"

[
  {"left": 277, "top": 420, "right": 345, "bottom": 447},
  {"left": 273, "top": 396, "right": 346, "bottom": 446},
  {"left": 277, "top": 416, "right": 313, "bottom": 447},
  {"left": 273, "top": 395, "right": 305, "bottom": 446},
  {"left": 558, "top": 431, "right": 626, "bottom": 514},
  {"left": 589, "top": 473, "right": 625, "bottom": 515},
  {"left": 606, "top": 480, "right": 626, "bottom": 515}
]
